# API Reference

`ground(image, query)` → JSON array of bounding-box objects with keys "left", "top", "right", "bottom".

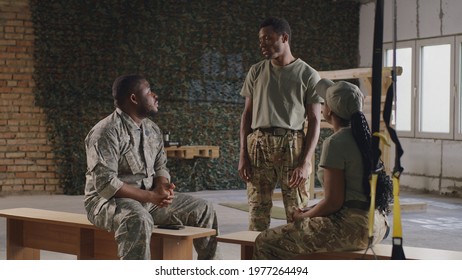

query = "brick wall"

[{"left": 0, "top": 0, "right": 60, "bottom": 194}]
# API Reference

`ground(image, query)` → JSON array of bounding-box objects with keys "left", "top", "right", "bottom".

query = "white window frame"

[
  {"left": 415, "top": 36, "right": 455, "bottom": 140},
  {"left": 383, "top": 41, "right": 416, "bottom": 138},
  {"left": 456, "top": 35, "right": 462, "bottom": 140}
]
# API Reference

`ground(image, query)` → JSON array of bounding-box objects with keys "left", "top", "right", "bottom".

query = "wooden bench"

[
  {"left": 0, "top": 208, "right": 216, "bottom": 260},
  {"left": 217, "top": 230, "right": 462, "bottom": 260}
]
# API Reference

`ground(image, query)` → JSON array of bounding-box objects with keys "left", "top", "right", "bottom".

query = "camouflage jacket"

[{"left": 84, "top": 108, "right": 169, "bottom": 216}]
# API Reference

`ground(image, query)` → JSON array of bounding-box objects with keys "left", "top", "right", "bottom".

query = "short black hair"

[
  {"left": 112, "top": 74, "right": 145, "bottom": 107},
  {"left": 260, "top": 16, "right": 291, "bottom": 42}
]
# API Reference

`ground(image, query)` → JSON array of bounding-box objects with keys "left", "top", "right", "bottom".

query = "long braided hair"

[{"left": 350, "top": 111, "right": 393, "bottom": 214}]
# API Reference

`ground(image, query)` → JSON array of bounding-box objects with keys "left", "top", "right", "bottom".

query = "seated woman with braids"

[{"left": 253, "top": 79, "right": 392, "bottom": 259}]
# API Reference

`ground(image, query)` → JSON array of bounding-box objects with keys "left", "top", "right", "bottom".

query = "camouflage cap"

[{"left": 315, "top": 79, "right": 364, "bottom": 120}]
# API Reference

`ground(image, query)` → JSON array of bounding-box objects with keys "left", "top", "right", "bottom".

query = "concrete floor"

[{"left": 1, "top": 189, "right": 461, "bottom": 260}]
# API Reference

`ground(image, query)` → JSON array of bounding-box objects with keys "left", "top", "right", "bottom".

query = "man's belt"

[
  {"left": 344, "top": 200, "right": 370, "bottom": 211},
  {"left": 255, "top": 127, "right": 301, "bottom": 136}
]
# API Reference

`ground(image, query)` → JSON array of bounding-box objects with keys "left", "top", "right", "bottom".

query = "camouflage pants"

[
  {"left": 253, "top": 208, "right": 389, "bottom": 259},
  {"left": 246, "top": 130, "right": 309, "bottom": 231},
  {"left": 88, "top": 193, "right": 220, "bottom": 260}
]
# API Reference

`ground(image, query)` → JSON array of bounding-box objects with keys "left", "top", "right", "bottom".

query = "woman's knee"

[{"left": 254, "top": 231, "right": 269, "bottom": 249}]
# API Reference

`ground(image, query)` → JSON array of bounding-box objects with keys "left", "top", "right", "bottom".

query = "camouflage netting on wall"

[{"left": 30, "top": 0, "right": 359, "bottom": 194}]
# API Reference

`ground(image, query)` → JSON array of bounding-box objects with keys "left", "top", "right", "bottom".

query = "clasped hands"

[{"left": 150, "top": 182, "right": 175, "bottom": 208}]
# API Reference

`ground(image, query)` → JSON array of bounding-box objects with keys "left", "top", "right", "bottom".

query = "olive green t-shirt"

[
  {"left": 240, "top": 58, "right": 322, "bottom": 131},
  {"left": 317, "top": 127, "right": 368, "bottom": 202}
]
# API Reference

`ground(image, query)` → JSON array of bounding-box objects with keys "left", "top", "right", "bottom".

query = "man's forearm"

[
  {"left": 300, "top": 118, "right": 320, "bottom": 167},
  {"left": 153, "top": 176, "right": 170, "bottom": 187},
  {"left": 239, "top": 116, "right": 252, "bottom": 156},
  {"left": 240, "top": 97, "right": 253, "bottom": 156},
  {"left": 240, "top": 129, "right": 251, "bottom": 156},
  {"left": 115, "top": 183, "right": 150, "bottom": 203}
]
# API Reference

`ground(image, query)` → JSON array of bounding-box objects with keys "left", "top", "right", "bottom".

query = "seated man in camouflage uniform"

[{"left": 84, "top": 74, "right": 220, "bottom": 260}]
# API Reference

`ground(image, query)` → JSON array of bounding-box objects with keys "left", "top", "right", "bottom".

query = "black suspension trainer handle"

[{"left": 371, "top": 0, "right": 384, "bottom": 170}]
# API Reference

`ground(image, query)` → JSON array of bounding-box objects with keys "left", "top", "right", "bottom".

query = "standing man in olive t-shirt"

[{"left": 238, "top": 16, "right": 322, "bottom": 231}]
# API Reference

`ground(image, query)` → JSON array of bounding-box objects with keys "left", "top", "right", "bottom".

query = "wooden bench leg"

[
  {"left": 6, "top": 219, "right": 40, "bottom": 260},
  {"left": 241, "top": 244, "right": 254, "bottom": 260},
  {"left": 150, "top": 236, "right": 194, "bottom": 260},
  {"left": 77, "top": 228, "right": 95, "bottom": 260},
  {"left": 93, "top": 229, "right": 119, "bottom": 260},
  {"left": 150, "top": 236, "right": 163, "bottom": 259}
]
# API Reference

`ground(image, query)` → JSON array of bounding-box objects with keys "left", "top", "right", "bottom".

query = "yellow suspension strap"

[
  {"left": 366, "top": 171, "right": 378, "bottom": 256},
  {"left": 391, "top": 169, "right": 405, "bottom": 259},
  {"left": 384, "top": 0, "right": 406, "bottom": 260}
]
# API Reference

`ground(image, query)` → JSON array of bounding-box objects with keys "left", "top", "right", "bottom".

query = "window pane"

[
  {"left": 386, "top": 48, "right": 412, "bottom": 131},
  {"left": 420, "top": 44, "right": 451, "bottom": 133}
]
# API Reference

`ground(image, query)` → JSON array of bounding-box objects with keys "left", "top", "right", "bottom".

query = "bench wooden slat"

[
  {"left": 217, "top": 230, "right": 462, "bottom": 260},
  {"left": 0, "top": 208, "right": 216, "bottom": 260},
  {"left": 217, "top": 231, "right": 260, "bottom": 259},
  {"left": 152, "top": 226, "right": 216, "bottom": 239},
  {"left": 22, "top": 220, "right": 83, "bottom": 255},
  {"left": 217, "top": 230, "right": 259, "bottom": 246},
  {"left": 0, "top": 208, "right": 94, "bottom": 228}
]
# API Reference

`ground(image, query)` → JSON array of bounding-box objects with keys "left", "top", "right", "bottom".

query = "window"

[
  {"left": 416, "top": 38, "right": 454, "bottom": 138},
  {"left": 385, "top": 42, "right": 414, "bottom": 137},
  {"left": 384, "top": 36, "right": 459, "bottom": 140}
]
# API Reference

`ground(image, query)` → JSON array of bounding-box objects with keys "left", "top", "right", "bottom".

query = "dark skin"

[
  {"left": 238, "top": 25, "right": 321, "bottom": 189},
  {"left": 114, "top": 79, "right": 174, "bottom": 208}
]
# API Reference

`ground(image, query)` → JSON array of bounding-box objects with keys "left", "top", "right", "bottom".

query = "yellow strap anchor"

[{"left": 392, "top": 175, "right": 403, "bottom": 238}]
